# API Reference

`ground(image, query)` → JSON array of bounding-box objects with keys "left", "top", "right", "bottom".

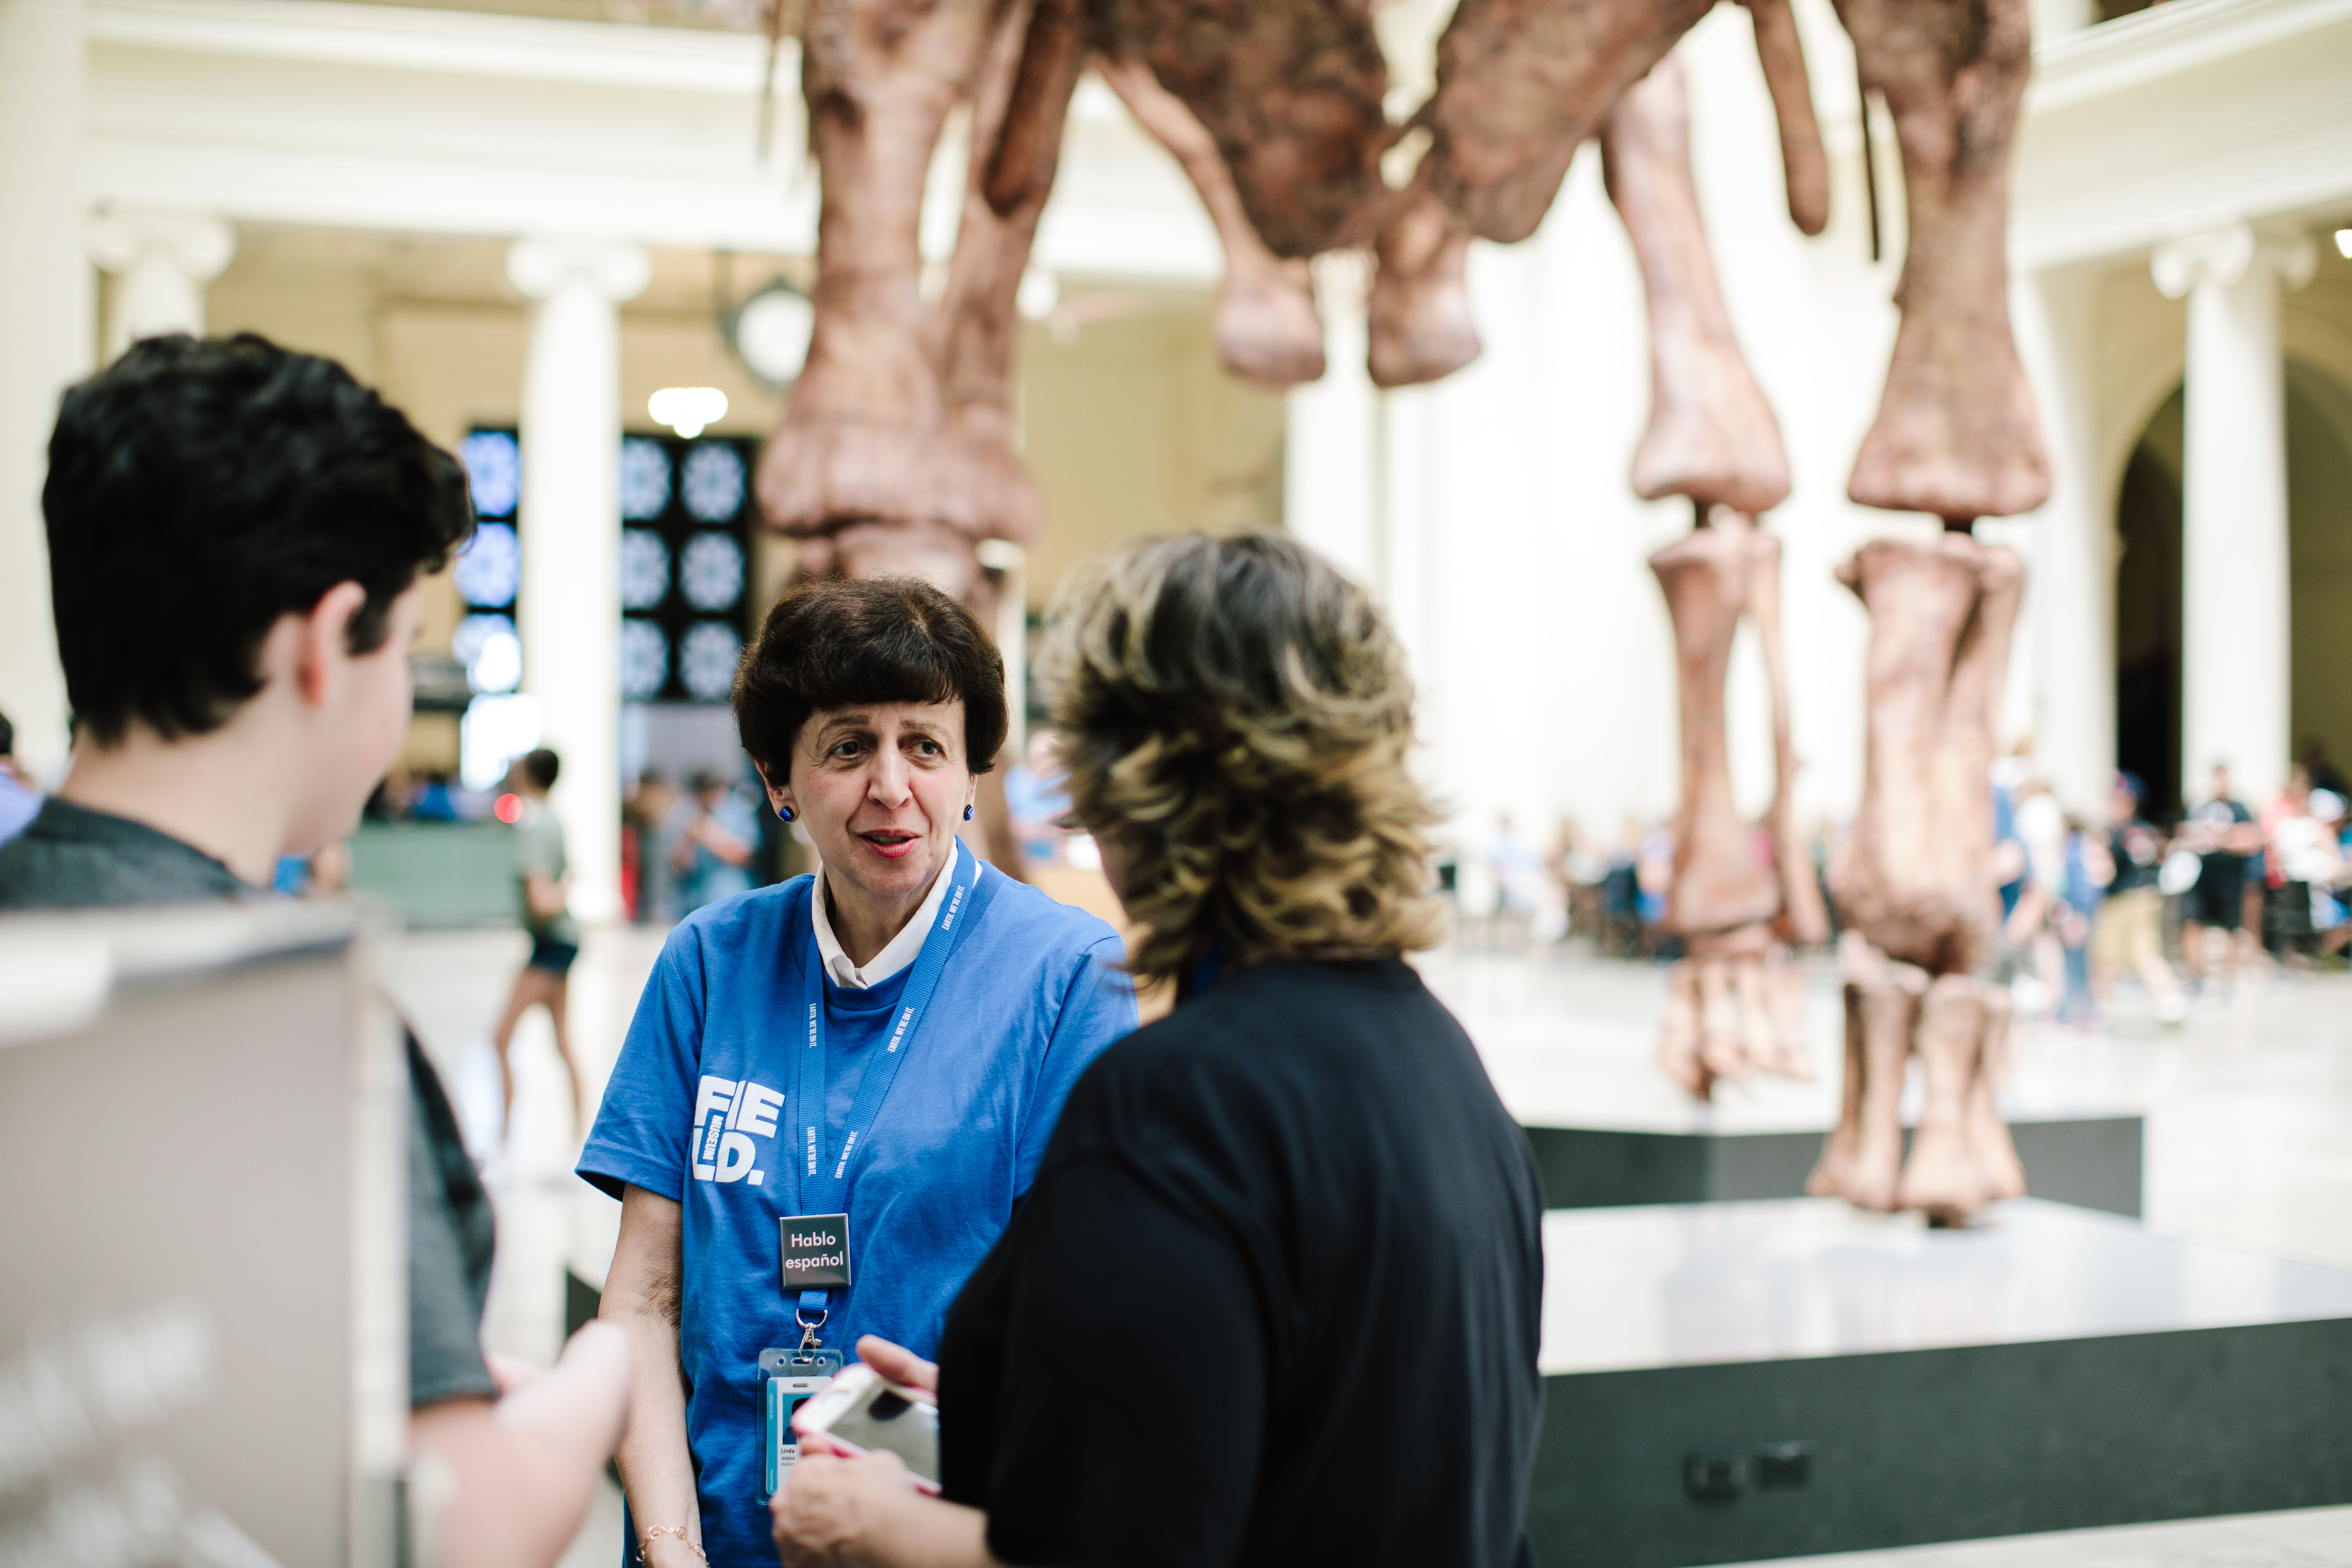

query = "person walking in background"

[
  {"left": 490, "top": 747, "right": 587, "bottom": 1141},
  {"left": 673, "top": 767, "right": 757, "bottom": 914},
  {"left": 1002, "top": 729, "right": 1072, "bottom": 867},
  {"left": 0, "top": 711, "right": 40, "bottom": 849},
  {"left": 624, "top": 768, "right": 681, "bottom": 925},
  {"left": 2180, "top": 762, "right": 2263, "bottom": 1000},
  {"left": 2053, "top": 813, "right": 2112, "bottom": 1028},
  {"left": 2092, "top": 772, "right": 2187, "bottom": 1023}
]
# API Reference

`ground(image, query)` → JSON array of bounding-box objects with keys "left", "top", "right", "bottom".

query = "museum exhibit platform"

[
  {"left": 1528, "top": 1197, "right": 2352, "bottom": 1567},
  {"left": 1522, "top": 1113, "right": 2144, "bottom": 1216}
]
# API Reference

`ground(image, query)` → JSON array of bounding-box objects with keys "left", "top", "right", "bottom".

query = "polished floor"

[{"left": 381, "top": 926, "right": 2352, "bottom": 1568}]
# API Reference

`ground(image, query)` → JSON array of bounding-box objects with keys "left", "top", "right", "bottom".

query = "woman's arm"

[
  {"left": 410, "top": 1323, "right": 631, "bottom": 1568},
  {"left": 603, "top": 1184, "right": 706, "bottom": 1568}
]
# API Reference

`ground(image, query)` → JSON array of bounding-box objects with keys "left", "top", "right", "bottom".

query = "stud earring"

[
  {"left": 964, "top": 803, "right": 974, "bottom": 821},
  {"left": 777, "top": 805, "right": 796, "bottom": 823}
]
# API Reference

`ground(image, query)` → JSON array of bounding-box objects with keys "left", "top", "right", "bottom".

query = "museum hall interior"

[{"left": 3, "top": 0, "right": 2352, "bottom": 1561}]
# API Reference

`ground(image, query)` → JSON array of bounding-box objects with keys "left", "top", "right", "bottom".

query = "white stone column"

[
  {"left": 2011, "top": 263, "right": 2111, "bottom": 812},
  {"left": 2152, "top": 223, "right": 2316, "bottom": 806},
  {"left": 88, "top": 212, "right": 237, "bottom": 360},
  {"left": 506, "top": 238, "right": 649, "bottom": 925},
  {"left": 1283, "top": 253, "right": 1382, "bottom": 592},
  {"left": 0, "top": 0, "right": 92, "bottom": 781}
]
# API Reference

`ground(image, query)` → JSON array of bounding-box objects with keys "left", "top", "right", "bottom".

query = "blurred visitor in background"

[
  {"left": 2053, "top": 813, "right": 2112, "bottom": 1028},
  {"left": 624, "top": 768, "right": 681, "bottom": 925},
  {"left": 2180, "top": 762, "right": 2262, "bottom": 999},
  {"left": 2302, "top": 736, "right": 2348, "bottom": 799},
  {"left": 1558, "top": 817, "right": 1609, "bottom": 945},
  {"left": 2303, "top": 790, "right": 2352, "bottom": 960},
  {"left": 586, "top": 575, "right": 1134, "bottom": 1567},
  {"left": 1990, "top": 738, "right": 2033, "bottom": 923},
  {"left": 366, "top": 763, "right": 416, "bottom": 822},
  {"left": 774, "top": 532, "right": 1542, "bottom": 1568},
  {"left": 1636, "top": 819, "right": 1675, "bottom": 950},
  {"left": 0, "top": 333, "right": 625, "bottom": 1563},
  {"left": 0, "top": 710, "right": 40, "bottom": 847},
  {"left": 1490, "top": 812, "right": 1563, "bottom": 941},
  {"left": 2267, "top": 780, "right": 2347, "bottom": 967},
  {"left": 1598, "top": 818, "right": 1644, "bottom": 957},
  {"left": 490, "top": 747, "right": 587, "bottom": 1140},
  {"left": 412, "top": 767, "right": 462, "bottom": 821},
  {"left": 2092, "top": 772, "right": 2187, "bottom": 1023},
  {"left": 674, "top": 767, "right": 757, "bottom": 914},
  {"left": 2260, "top": 765, "right": 2315, "bottom": 957},
  {"left": 1003, "top": 728, "right": 1072, "bottom": 866}
]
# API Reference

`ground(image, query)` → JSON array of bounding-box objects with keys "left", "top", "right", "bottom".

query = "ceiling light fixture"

[{"left": 649, "top": 386, "right": 729, "bottom": 440}]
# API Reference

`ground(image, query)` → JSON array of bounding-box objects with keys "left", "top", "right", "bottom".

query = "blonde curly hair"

[{"left": 1036, "top": 532, "right": 1443, "bottom": 989}]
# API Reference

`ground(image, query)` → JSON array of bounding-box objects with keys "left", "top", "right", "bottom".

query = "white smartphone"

[{"left": 791, "top": 1363, "right": 942, "bottom": 1493}]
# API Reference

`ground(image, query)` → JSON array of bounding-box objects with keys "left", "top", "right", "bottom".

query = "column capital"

[
  {"left": 505, "top": 237, "right": 651, "bottom": 303},
  {"left": 85, "top": 211, "right": 237, "bottom": 282},
  {"left": 2150, "top": 222, "right": 2317, "bottom": 300}
]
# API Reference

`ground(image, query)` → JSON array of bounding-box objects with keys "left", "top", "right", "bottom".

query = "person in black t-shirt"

[
  {"left": 2178, "top": 762, "right": 2263, "bottom": 997},
  {"left": 0, "top": 335, "right": 628, "bottom": 1566},
  {"left": 774, "top": 533, "right": 1545, "bottom": 1568}
]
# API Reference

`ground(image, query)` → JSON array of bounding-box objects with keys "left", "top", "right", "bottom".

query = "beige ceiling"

[{"left": 328, "top": 0, "right": 794, "bottom": 31}]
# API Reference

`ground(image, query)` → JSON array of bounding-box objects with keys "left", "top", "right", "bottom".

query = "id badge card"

[{"left": 761, "top": 1346, "right": 845, "bottom": 1499}]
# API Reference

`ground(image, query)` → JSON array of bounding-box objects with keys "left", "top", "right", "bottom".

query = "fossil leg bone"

[
  {"left": 1841, "top": 934, "right": 1930, "bottom": 1213},
  {"left": 1833, "top": 0, "right": 2050, "bottom": 520},
  {"left": 1807, "top": 971, "right": 1869, "bottom": 1196},
  {"left": 1091, "top": 51, "right": 1329, "bottom": 389},
  {"left": 1966, "top": 981, "right": 2027, "bottom": 1198},
  {"left": 1820, "top": 531, "right": 2030, "bottom": 1219},
  {"left": 760, "top": 0, "right": 1035, "bottom": 582},
  {"left": 1898, "top": 973, "right": 1992, "bottom": 1220},
  {"left": 1367, "top": 186, "right": 1482, "bottom": 390},
  {"left": 1091, "top": 0, "right": 1392, "bottom": 259},
  {"left": 1613, "top": 52, "right": 1818, "bottom": 1092},
  {"left": 761, "top": 0, "right": 1070, "bottom": 879}
]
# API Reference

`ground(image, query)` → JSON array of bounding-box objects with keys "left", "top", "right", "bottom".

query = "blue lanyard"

[{"left": 792, "top": 838, "right": 983, "bottom": 1313}]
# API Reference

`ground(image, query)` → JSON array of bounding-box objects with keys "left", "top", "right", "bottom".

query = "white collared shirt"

[{"left": 810, "top": 849, "right": 981, "bottom": 988}]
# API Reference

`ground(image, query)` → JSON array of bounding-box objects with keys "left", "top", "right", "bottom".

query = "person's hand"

[
  {"left": 773, "top": 1445, "right": 917, "bottom": 1568},
  {"left": 853, "top": 1336, "right": 938, "bottom": 1396},
  {"left": 483, "top": 1352, "right": 541, "bottom": 1398}
]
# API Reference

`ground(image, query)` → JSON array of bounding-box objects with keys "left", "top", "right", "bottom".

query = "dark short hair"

[
  {"left": 521, "top": 748, "right": 560, "bottom": 790},
  {"left": 43, "top": 334, "right": 474, "bottom": 744},
  {"left": 734, "top": 577, "right": 1007, "bottom": 782},
  {"left": 0, "top": 710, "right": 12, "bottom": 757}
]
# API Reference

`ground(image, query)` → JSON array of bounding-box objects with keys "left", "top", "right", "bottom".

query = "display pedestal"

[
  {"left": 1530, "top": 1198, "right": 2352, "bottom": 1567},
  {"left": 1523, "top": 1115, "right": 2143, "bottom": 1216}
]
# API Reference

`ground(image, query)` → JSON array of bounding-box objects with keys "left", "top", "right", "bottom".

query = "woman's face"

[{"left": 769, "top": 702, "right": 975, "bottom": 909}]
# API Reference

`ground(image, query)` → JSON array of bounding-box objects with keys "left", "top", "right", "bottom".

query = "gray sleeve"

[{"left": 408, "top": 1081, "right": 497, "bottom": 1407}]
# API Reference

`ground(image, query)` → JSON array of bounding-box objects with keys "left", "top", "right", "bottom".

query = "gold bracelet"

[{"left": 638, "top": 1525, "right": 706, "bottom": 1563}]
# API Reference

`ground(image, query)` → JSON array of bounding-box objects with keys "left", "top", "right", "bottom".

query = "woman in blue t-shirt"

[{"left": 579, "top": 577, "right": 1136, "bottom": 1568}]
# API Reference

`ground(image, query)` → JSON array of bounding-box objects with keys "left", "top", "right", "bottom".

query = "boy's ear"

[{"left": 294, "top": 581, "right": 371, "bottom": 707}]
